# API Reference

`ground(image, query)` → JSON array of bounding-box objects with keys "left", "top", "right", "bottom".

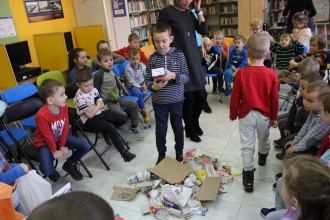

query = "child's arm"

[
  {"left": 269, "top": 71, "right": 279, "bottom": 127},
  {"left": 238, "top": 51, "right": 248, "bottom": 68},
  {"left": 222, "top": 40, "right": 229, "bottom": 59},
  {"left": 285, "top": 97, "right": 301, "bottom": 135},
  {"left": 294, "top": 28, "right": 312, "bottom": 47},
  {"left": 269, "top": 42, "right": 278, "bottom": 53},
  {"left": 293, "top": 41, "right": 305, "bottom": 56},
  {"left": 227, "top": 53, "right": 234, "bottom": 69},
  {"left": 0, "top": 163, "right": 27, "bottom": 184},
  {"left": 57, "top": 106, "right": 69, "bottom": 151},
  {"left": 114, "top": 47, "right": 127, "bottom": 59},
  {"left": 229, "top": 69, "right": 242, "bottom": 120},
  {"left": 124, "top": 66, "right": 142, "bottom": 88},
  {"left": 35, "top": 113, "right": 59, "bottom": 153}
]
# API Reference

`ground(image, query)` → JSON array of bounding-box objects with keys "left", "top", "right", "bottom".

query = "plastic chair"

[
  {"left": 36, "top": 70, "right": 67, "bottom": 87},
  {"left": 140, "top": 45, "right": 156, "bottom": 59}
]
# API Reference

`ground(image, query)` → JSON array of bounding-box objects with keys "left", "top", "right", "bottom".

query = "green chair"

[{"left": 36, "top": 70, "right": 67, "bottom": 87}]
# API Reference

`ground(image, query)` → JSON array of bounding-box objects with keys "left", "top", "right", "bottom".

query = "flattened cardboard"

[
  {"left": 196, "top": 177, "right": 222, "bottom": 201},
  {"left": 148, "top": 157, "right": 193, "bottom": 184},
  {"left": 111, "top": 186, "right": 138, "bottom": 201}
]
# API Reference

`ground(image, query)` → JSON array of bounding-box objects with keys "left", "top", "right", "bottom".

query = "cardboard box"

[
  {"left": 196, "top": 177, "right": 222, "bottom": 201},
  {"left": 148, "top": 157, "right": 193, "bottom": 184}
]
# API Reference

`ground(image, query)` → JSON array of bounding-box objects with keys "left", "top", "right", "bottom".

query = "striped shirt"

[
  {"left": 270, "top": 41, "right": 305, "bottom": 70},
  {"left": 124, "top": 63, "right": 146, "bottom": 89},
  {"left": 146, "top": 47, "right": 189, "bottom": 104}
]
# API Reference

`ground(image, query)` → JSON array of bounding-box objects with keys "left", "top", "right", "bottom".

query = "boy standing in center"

[{"left": 230, "top": 33, "right": 279, "bottom": 193}]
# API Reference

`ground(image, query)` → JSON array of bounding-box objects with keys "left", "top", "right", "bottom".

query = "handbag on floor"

[{"left": 16, "top": 170, "right": 52, "bottom": 214}]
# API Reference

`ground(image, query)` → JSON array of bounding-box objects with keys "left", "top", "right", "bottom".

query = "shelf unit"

[
  {"left": 315, "top": 22, "right": 330, "bottom": 48},
  {"left": 266, "top": 0, "right": 286, "bottom": 28},
  {"left": 202, "top": 0, "right": 238, "bottom": 37}
]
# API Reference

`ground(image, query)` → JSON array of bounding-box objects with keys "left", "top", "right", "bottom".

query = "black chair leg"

[
  {"left": 116, "top": 129, "right": 130, "bottom": 150},
  {"left": 79, "top": 160, "right": 93, "bottom": 178}
]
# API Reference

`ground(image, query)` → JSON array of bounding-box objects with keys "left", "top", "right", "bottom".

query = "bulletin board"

[
  {"left": 74, "top": 25, "right": 105, "bottom": 59},
  {"left": 34, "top": 32, "right": 68, "bottom": 71}
]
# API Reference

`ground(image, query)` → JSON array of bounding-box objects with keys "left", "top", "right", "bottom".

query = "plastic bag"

[{"left": 16, "top": 170, "right": 52, "bottom": 214}]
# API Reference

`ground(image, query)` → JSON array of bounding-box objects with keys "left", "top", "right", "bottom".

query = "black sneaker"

[
  {"left": 176, "top": 150, "right": 183, "bottom": 162},
  {"left": 273, "top": 139, "right": 281, "bottom": 145},
  {"left": 272, "top": 183, "right": 277, "bottom": 191},
  {"left": 129, "top": 126, "right": 144, "bottom": 138},
  {"left": 275, "top": 173, "right": 282, "bottom": 181},
  {"left": 63, "top": 160, "right": 83, "bottom": 181},
  {"left": 121, "top": 150, "right": 136, "bottom": 162},
  {"left": 219, "top": 87, "right": 226, "bottom": 94},
  {"left": 156, "top": 153, "right": 166, "bottom": 165},
  {"left": 260, "top": 208, "right": 276, "bottom": 217},
  {"left": 48, "top": 170, "right": 61, "bottom": 182},
  {"left": 242, "top": 170, "right": 254, "bottom": 192},
  {"left": 258, "top": 152, "right": 268, "bottom": 166},
  {"left": 276, "top": 152, "right": 284, "bottom": 160},
  {"left": 274, "top": 144, "right": 283, "bottom": 151}
]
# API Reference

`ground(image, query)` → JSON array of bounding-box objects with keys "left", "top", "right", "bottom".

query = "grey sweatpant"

[{"left": 106, "top": 98, "right": 139, "bottom": 127}]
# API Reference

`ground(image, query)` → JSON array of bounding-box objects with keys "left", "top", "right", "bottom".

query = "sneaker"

[
  {"left": 242, "top": 170, "right": 254, "bottom": 192},
  {"left": 260, "top": 208, "right": 276, "bottom": 218},
  {"left": 258, "top": 152, "right": 268, "bottom": 166},
  {"left": 273, "top": 139, "right": 281, "bottom": 145},
  {"left": 218, "top": 87, "right": 226, "bottom": 94},
  {"left": 129, "top": 126, "right": 144, "bottom": 138},
  {"left": 272, "top": 183, "right": 277, "bottom": 191},
  {"left": 63, "top": 160, "right": 83, "bottom": 181},
  {"left": 48, "top": 170, "right": 61, "bottom": 182},
  {"left": 121, "top": 149, "right": 136, "bottom": 162},
  {"left": 176, "top": 150, "right": 183, "bottom": 162},
  {"left": 276, "top": 152, "right": 284, "bottom": 160},
  {"left": 156, "top": 153, "right": 166, "bottom": 165},
  {"left": 141, "top": 109, "right": 151, "bottom": 123},
  {"left": 203, "top": 103, "right": 212, "bottom": 113},
  {"left": 275, "top": 173, "right": 282, "bottom": 181},
  {"left": 274, "top": 144, "right": 283, "bottom": 151}
]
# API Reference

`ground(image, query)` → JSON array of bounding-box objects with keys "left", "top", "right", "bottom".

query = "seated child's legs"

[
  {"left": 169, "top": 101, "right": 184, "bottom": 153},
  {"left": 65, "top": 135, "right": 90, "bottom": 162},
  {"left": 129, "top": 86, "right": 145, "bottom": 109},
  {"left": 99, "top": 107, "right": 128, "bottom": 128},
  {"left": 210, "top": 66, "right": 224, "bottom": 91},
  {"left": 107, "top": 102, "right": 130, "bottom": 126},
  {"left": 224, "top": 68, "right": 234, "bottom": 85},
  {"left": 37, "top": 146, "right": 56, "bottom": 176},
  {"left": 118, "top": 98, "right": 139, "bottom": 128},
  {"left": 153, "top": 102, "right": 170, "bottom": 154}
]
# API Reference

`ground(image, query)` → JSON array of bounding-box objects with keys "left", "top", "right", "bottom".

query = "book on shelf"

[
  {"left": 128, "top": 0, "right": 147, "bottom": 12},
  {"left": 129, "top": 14, "right": 148, "bottom": 28},
  {"left": 149, "top": 11, "right": 160, "bottom": 24}
]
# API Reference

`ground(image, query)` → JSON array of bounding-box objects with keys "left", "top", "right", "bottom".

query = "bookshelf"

[
  {"left": 266, "top": 0, "right": 286, "bottom": 28},
  {"left": 202, "top": 0, "right": 238, "bottom": 37},
  {"left": 315, "top": 22, "right": 330, "bottom": 48}
]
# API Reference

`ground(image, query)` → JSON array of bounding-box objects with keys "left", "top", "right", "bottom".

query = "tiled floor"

[{"left": 53, "top": 84, "right": 285, "bottom": 220}]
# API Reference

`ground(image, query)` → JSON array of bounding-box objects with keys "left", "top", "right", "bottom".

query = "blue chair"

[{"left": 1, "top": 83, "right": 39, "bottom": 128}]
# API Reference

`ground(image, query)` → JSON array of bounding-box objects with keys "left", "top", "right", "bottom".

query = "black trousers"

[{"left": 183, "top": 89, "right": 205, "bottom": 130}]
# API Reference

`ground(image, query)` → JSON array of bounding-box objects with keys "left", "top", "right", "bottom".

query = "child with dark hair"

[
  {"left": 68, "top": 48, "right": 91, "bottom": 83},
  {"left": 74, "top": 68, "right": 136, "bottom": 162},
  {"left": 291, "top": 11, "right": 312, "bottom": 52},
  {"left": 124, "top": 48, "right": 151, "bottom": 123},
  {"left": 35, "top": 79, "right": 90, "bottom": 181},
  {"left": 91, "top": 40, "right": 125, "bottom": 72}
]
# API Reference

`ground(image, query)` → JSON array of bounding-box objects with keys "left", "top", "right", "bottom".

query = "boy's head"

[
  {"left": 303, "top": 80, "right": 330, "bottom": 112},
  {"left": 299, "top": 68, "right": 323, "bottom": 98},
  {"left": 298, "top": 57, "right": 321, "bottom": 78},
  {"left": 233, "top": 35, "right": 246, "bottom": 52},
  {"left": 153, "top": 22, "right": 174, "bottom": 55},
  {"left": 96, "top": 40, "right": 111, "bottom": 52},
  {"left": 202, "top": 37, "right": 211, "bottom": 52},
  {"left": 247, "top": 33, "right": 270, "bottom": 60},
  {"left": 68, "top": 48, "right": 87, "bottom": 71},
  {"left": 76, "top": 68, "right": 94, "bottom": 94},
  {"left": 128, "top": 33, "right": 140, "bottom": 49},
  {"left": 250, "top": 19, "right": 263, "bottom": 34},
  {"left": 309, "top": 35, "right": 326, "bottom": 54},
  {"left": 321, "top": 94, "right": 330, "bottom": 125},
  {"left": 279, "top": 33, "right": 293, "bottom": 48},
  {"left": 128, "top": 48, "right": 141, "bottom": 67},
  {"left": 97, "top": 49, "right": 114, "bottom": 71},
  {"left": 38, "top": 79, "right": 67, "bottom": 107},
  {"left": 213, "top": 30, "right": 224, "bottom": 46}
]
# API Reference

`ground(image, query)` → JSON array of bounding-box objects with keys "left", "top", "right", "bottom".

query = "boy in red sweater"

[
  {"left": 114, "top": 33, "right": 148, "bottom": 65},
  {"left": 230, "top": 33, "right": 279, "bottom": 192},
  {"left": 34, "top": 79, "right": 90, "bottom": 182}
]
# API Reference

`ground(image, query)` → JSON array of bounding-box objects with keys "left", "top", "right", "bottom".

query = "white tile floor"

[{"left": 53, "top": 84, "right": 286, "bottom": 220}]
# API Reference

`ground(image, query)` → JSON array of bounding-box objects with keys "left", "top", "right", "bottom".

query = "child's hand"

[
  {"left": 60, "top": 146, "right": 69, "bottom": 156},
  {"left": 285, "top": 145, "right": 295, "bottom": 157},
  {"left": 284, "top": 140, "right": 295, "bottom": 150},
  {"left": 152, "top": 80, "right": 168, "bottom": 90},
  {"left": 284, "top": 129, "right": 290, "bottom": 137},
  {"left": 289, "top": 60, "right": 299, "bottom": 69},
  {"left": 20, "top": 163, "right": 29, "bottom": 173},
  {"left": 231, "top": 66, "right": 236, "bottom": 71},
  {"left": 52, "top": 150, "right": 64, "bottom": 160},
  {"left": 162, "top": 70, "right": 176, "bottom": 81},
  {"left": 97, "top": 100, "right": 105, "bottom": 109},
  {"left": 270, "top": 120, "right": 278, "bottom": 128},
  {"left": 141, "top": 83, "right": 148, "bottom": 92}
]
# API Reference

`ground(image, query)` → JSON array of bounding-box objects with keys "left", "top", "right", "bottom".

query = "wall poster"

[
  {"left": 0, "top": 17, "right": 17, "bottom": 38},
  {"left": 111, "top": 0, "right": 127, "bottom": 17},
  {"left": 24, "top": 0, "right": 64, "bottom": 23}
]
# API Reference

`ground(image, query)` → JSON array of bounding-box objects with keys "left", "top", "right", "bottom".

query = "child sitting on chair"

[
  {"left": 68, "top": 48, "right": 91, "bottom": 83},
  {"left": 73, "top": 69, "right": 136, "bottom": 162},
  {"left": 124, "top": 48, "right": 151, "bottom": 123},
  {"left": 34, "top": 79, "right": 90, "bottom": 182},
  {"left": 202, "top": 37, "right": 225, "bottom": 94},
  {"left": 223, "top": 35, "right": 248, "bottom": 96}
]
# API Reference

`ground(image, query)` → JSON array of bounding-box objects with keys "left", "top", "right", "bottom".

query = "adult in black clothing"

[
  {"left": 158, "top": 0, "right": 207, "bottom": 142},
  {"left": 282, "top": 0, "right": 316, "bottom": 33}
]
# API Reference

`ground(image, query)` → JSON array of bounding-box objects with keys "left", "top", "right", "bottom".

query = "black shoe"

[
  {"left": 48, "top": 170, "right": 61, "bottom": 182},
  {"left": 156, "top": 153, "right": 166, "bottom": 165},
  {"left": 176, "top": 150, "right": 183, "bottom": 162},
  {"left": 272, "top": 183, "right": 277, "bottom": 191},
  {"left": 121, "top": 149, "right": 136, "bottom": 162},
  {"left": 274, "top": 144, "right": 283, "bottom": 151},
  {"left": 242, "top": 170, "right": 254, "bottom": 192},
  {"left": 218, "top": 87, "right": 226, "bottom": 94},
  {"left": 260, "top": 208, "right": 276, "bottom": 218},
  {"left": 185, "top": 127, "right": 201, "bottom": 142},
  {"left": 273, "top": 139, "right": 281, "bottom": 145},
  {"left": 63, "top": 160, "right": 83, "bottom": 181},
  {"left": 275, "top": 173, "right": 282, "bottom": 181},
  {"left": 276, "top": 152, "right": 284, "bottom": 160},
  {"left": 258, "top": 152, "right": 268, "bottom": 166},
  {"left": 203, "top": 103, "right": 212, "bottom": 113},
  {"left": 193, "top": 122, "right": 203, "bottom": 136}
]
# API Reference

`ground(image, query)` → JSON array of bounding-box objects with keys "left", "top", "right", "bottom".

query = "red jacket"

[
  {"left": 230, "top": 66, "right": 278, "bottom": 121},
  {"left": 316, "top": 130, "right": 330, "bottom": 158},
  {"left": 34, "top": 105, "right": 69, "bottom": 152},
  {"left": 115, "top": 45, "right": 148, "bottom": 65}
]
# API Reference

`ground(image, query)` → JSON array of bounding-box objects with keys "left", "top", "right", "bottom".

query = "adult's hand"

[{"left": 194, "top": 0, "right": 201, "bottom": 10}]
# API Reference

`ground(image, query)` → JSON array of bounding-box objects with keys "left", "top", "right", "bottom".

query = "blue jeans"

[
  {"left": 224, "top": 68, "right": 234, "bottom": 85},
  {"left": 129, "top": 86, "right": 145, "bottom": 109},
  {"left": 153, "top": 101, "right": 184, "bottom": 153},
  {"left": 38, "top": 135, "right": 90, "bottom": 176}
]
